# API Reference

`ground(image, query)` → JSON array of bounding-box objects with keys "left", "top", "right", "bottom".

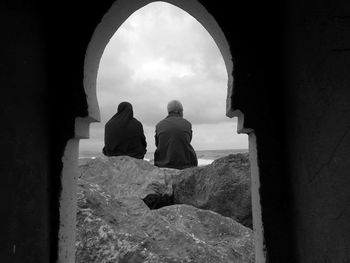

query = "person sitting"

[
  {"left": 154, "top": 100, "right": 198, "bottom": 169},
  {"left": 102, "top": 101, "right": 147, "bottom": 159}
]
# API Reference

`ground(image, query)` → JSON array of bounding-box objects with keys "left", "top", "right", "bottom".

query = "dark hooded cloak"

[{"left": 103, "top": 102, "right": 147, "bottom": 159}]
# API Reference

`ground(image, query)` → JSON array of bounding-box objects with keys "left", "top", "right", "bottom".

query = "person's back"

[
  {"left": 154, "top": 100, "right": 197, "bottom": 169},
  {"left": 103, "top": 102, "right": 147, "bottom": 159}
]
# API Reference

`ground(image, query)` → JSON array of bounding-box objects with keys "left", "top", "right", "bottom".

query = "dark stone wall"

[
  {"left": 0, "top": 3, "right": 50, "bottom": 262},
  {"left": 0, "top": 0, "right": 349, "bottom": 262},
  {"left": 285, "top": 0, "right": 350, "bottom": 261}
]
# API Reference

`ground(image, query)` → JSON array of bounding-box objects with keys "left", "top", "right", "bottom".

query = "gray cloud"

[{"left": 80, "top": 2, "right": 247, "bottom": 154}]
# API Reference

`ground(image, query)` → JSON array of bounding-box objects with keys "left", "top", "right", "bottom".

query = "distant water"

[{"left": 79, "top": 148, "right": 248, "bottom": 166}]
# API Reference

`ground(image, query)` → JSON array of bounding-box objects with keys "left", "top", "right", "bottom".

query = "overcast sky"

[{"left": 79, "top": 2, "right": 247, "bottom": 155}]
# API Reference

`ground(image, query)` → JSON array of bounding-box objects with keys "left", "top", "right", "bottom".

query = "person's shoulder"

[
  {"left": 155, "top": 118, "right": 166, "bottom": 127},
  {"left": 181, "top": 117, "right": 192, "bottom": 126},
  {"left": 169, "top": 117, "right": 192, "bottom": 129},
  {"left": 132, "top": 117, "right": 144, "bottom": 127}
]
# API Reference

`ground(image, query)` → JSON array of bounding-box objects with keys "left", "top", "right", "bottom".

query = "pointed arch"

[
  {"left": 81, "top": 0, "right": 233, "bottom": 137},
  {"left": 59, "top": 1, "right": 265, "bottom": 262}
]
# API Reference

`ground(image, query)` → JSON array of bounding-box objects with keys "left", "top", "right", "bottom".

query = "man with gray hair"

[{"left": 154, "top": 100, "right": 198, "bottom": 169}]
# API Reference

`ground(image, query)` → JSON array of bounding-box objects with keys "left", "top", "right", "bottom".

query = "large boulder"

[
  {"left": 79, "top": 156, "right": 179, "bottom": 200},
  {"left": 173, "top": 153, "right": 252, "bottom": 228},
  {"left": 76, "top": 178, "right": 254, "bottom": 263}
]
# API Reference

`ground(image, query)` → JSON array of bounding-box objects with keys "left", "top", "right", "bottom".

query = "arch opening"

[
  {"left": 59, "top": 0, "right": 265, "bottom": 262},
  {"left": 80, "top": 1, "right": 247, "bottom": 161}
]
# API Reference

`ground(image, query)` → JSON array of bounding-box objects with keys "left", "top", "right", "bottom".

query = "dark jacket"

[
  {"left": 154, "top": 113, "right": 197, "bottom": 169},
  {"left": 103, "top": 102, "right": 147, "bottom": 159}
]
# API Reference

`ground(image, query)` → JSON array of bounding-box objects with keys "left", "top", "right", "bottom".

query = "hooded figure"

[
  {"left": 103, "top": 102, "right": 147, "bottom": 159},
  {"left": 154, "top": 100, "right": 198, "bottom": 169}
]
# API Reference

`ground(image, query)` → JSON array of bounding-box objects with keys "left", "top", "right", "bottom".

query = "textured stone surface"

[
  {"left": 75, "top": 179, "right": 150, "bottom": 262},
  {"left": 79, "top": 156, "right": 179, "bottom": 199},
  {"left": 76, "top": 178, "right": 254, "bottom": 263},
  {"left": 173, "top": 153, "right": 252, "bottom": 228}
]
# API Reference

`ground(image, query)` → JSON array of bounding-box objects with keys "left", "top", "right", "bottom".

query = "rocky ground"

[
  {"left": 172, "top": 154, "right": 252, "bottom": 228},
  {"left": 76, "top": 154, "right": 254, "bottom": 262}
]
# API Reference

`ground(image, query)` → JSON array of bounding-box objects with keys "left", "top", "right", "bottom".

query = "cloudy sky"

[{"left": 79, "top": 2, "right": 247, "bottom": 155}]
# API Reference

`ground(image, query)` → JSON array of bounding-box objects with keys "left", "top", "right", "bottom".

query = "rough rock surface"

[
  {"left": 79, "top": 156, "right": 179, "bottom": 200},
  {"left": 173, "top": 153, "right": 252, "bottom": 228},
  {"left": 76, "top": 178, "right": 254, "bottom": 263}
]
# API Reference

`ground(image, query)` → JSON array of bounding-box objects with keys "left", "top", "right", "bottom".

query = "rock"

[
  {"left": 75, "top": 179, "right": 151, "bottom": 263},
  {"left": 79, "top": 156, "right": 179, "bottom": 200},
  {"left": 173, "top": 153, "right": 252, "bottom": 228},
  {"left": 151, "top": 205, "right": 254, "bottom": 263},
  {"left": 141, "top": 181, "right": 174, "bottom": 209},
  {"left": 76, "top": 178, "right": 254, "bottom": 263}
]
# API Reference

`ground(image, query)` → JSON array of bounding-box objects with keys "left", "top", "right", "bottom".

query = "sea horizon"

[
  {"left": 79, "top": 148, "right": 248, "bottom": 157},
  {"left": 79, "top": 148, "right": 248, "bottom": 166}
]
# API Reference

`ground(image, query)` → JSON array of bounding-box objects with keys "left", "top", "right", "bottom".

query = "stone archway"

[{"left": 59, "top": 0, "right": 265, "bottom": 262}]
